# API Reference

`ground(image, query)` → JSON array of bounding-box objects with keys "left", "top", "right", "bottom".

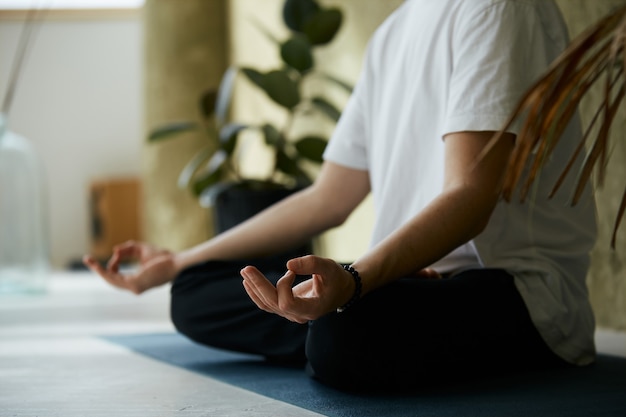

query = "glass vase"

[{"left": 0, "top": 113, "right": 49, "bottom": 294}]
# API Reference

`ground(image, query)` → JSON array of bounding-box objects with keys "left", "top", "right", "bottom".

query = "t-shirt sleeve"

[
  {"left": 322, "top": 63, "right": 369, "bottom": 171},
  {"left": 444, "top": 2, "right": 558, "bottom": 136}
]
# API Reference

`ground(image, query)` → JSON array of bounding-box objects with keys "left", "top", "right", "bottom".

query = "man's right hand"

[{"left": 83, "top": 241, "right": 178, "bottom": 295}]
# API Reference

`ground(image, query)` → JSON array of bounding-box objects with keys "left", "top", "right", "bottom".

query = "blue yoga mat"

[{"left": 105, "top": 332, "right": 626, "bottom": 417}]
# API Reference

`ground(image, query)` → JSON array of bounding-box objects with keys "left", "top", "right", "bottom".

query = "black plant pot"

[{"left": 212, "top": 183, "right": 313, "bottom": 259}]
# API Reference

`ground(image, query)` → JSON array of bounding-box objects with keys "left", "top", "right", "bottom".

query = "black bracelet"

[{"left": 337, "top": 264, "right": 362, "bottom": 313}]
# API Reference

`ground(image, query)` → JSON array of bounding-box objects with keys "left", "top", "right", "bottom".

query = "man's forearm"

[
  {"left": 172, "top": 187, "right": 330, "bottom": 272},
  {"left": 351, "top": 130, "right": 514, "bottom": 297},
  {"left": 351, "top": 183, "right": 498, "bottom": 296},
  {"left": 171, "top": 162, "right": 371, "bottom": 274}
]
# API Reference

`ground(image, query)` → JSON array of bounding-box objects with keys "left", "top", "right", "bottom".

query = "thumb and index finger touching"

[
  {"left": 83, "top": 241, "right": 144, "bottom": 284},
  {"left": 286, "top": 255, "right": 337, "bottom": 277}
]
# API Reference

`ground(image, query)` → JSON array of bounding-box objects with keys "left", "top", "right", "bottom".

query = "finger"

[
  {"left": 111, "top": 240, "right": 141, "bottom": 255},
  {"left": 108, "top": 241, "right": 141, "bottom": 270},
  {"left": 240, "top": 266, "right": 279, "bottom": 311},
  {"left": 275, "top": 270, "right": 297, "bottom": 310},
  {"left": 84, "top": 255, "right": 133, "bottom": 291},
  {"left": 242, "top": 279, "right": 273, "bottom": 313},
  {"left": 83, "top": 255, "right": 106, "bottom": 274},
  {"left": 415, "top": 268, "right": 443, "bottom": 279},
  {"left": 84, "top": 255, "right": 118, "bottom": 281},
  {"left": 286, "top": 255, "right": 335, "bottom": 276},
  {"left": 242, "top": 277, "right": 304, "bottom": 322},
  {"left": 279, "top": 272, "right": 319, "bottom": 323},
  {"left": 270, "top": 273, "right": 310, "bottom": 324},
  {"left": 106, "top": 254, "right": 119, "bottom": 273}
]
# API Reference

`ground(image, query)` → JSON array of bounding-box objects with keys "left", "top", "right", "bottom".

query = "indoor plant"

[{"left": 148, "top": 0, "right": 352, "bottom": 235}]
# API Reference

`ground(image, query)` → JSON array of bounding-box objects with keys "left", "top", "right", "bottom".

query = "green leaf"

[
  {"left": 275, "top": 149, "right": 303, "bottom": 177},
  {"left": 311, "top": 97, "right": 341, "bottom": 122},
  {"left": 205, "top": 149, "right": 229, "bottom": 175},
  {"left": 303, "top": 8, "right": 342, "bottom": 45},
  {"left": 219, "top": 122, "right": 249, "bottom": 154},
  {"left": 262, "top": 123, "right": 283, "bottom": 147},
  {"left": 192, "top": 169, "right": 222, "bottom": 197},
  {"left": 265, "top": 70, "right": 301, "bottom": 109},
  {"left": 294, "top": 136, "right": 327, "bottom": 163},
  {"left": 177, "top": 147, "right": 213, "bottom": 189},
  {"left": 241, "top": 67, "right": 266, "bottom": 90},
  {"left": 147, "top": 122, "right": 198, "bottom": 142},
  {"left": 282, "top": 0, "right": 320, "bottom": 32},
  {"left": 215, "top": 67, "right": 238, "bottom": 126},
  {"left": 189, "top": 150, "right": 229, "bottom": 196},
  {"left": 198, "top": 181, "right": 238, "bottom": 208},
  {"left": 319, "top": 72, "right": 353, "bottom": 93},
  {"left": 242, "top": 68, "right": 301, "bottom": 109},
  {"left": 199, "top": 89, "right": 218, "bottom": 119},
  {"left": 281, "top": 35, "right": 313, "bottom": 73}
]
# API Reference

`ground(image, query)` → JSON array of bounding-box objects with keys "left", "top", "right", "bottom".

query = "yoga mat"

[{"left": 105, "top": 332, "right": 626, "bottom": 417}]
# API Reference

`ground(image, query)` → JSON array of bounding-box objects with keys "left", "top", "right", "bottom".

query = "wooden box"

[{"left": 89, "top": 178, "right": 142, "bottom": 260}]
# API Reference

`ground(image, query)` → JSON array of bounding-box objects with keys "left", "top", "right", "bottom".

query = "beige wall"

[{"left": 143, "top": 0, "right": 228, "bottom": 251}]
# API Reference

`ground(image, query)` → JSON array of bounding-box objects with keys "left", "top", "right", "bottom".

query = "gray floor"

[
  {"left": 1, "top": 272, "right": 625, "bottom": 417},
  {"left": 0, "top": 272, "right": 324, "bottom": 417}
]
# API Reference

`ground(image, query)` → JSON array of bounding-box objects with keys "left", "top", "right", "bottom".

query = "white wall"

[{"left": 0, "top": 12, "right": 143, "bottom": 268}]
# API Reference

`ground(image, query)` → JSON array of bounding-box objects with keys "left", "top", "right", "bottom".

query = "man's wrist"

[
  {"left": 337, "top": 264, "right": 362, "bottom": 313},
  {"left": 172, "top": 251, "right": 194, "bottom": 276}
]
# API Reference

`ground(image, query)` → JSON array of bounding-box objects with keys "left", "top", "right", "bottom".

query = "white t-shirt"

[{"left": 324, "top": 0, "right": 598, "bottom": 365}]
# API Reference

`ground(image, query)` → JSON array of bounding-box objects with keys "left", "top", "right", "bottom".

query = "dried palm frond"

[{"left": 486, "top": 5, "right": 626, "bottom": 249}]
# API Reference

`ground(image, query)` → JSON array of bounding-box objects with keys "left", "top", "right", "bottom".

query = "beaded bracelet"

[{"left": 337, "top": 264, "right": 362, "bottom": 313}]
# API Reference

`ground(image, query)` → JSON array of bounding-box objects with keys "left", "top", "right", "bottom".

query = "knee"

[
  {"left": 168, "top": 271, "right": 221, "bottom": 345},
  {"left": 169, "top": 282, "right": 226, "bottom": 349},
  {"left": 169, "top": 281, "right": 196, "bottom": 340},
  {"left": 305, "top": 314, "right": 371, "bottom": 391}
]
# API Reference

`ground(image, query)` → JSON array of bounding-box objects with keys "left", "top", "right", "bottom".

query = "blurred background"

[{"left": 0, "top": 0, "right": 624, "bottom": 330}]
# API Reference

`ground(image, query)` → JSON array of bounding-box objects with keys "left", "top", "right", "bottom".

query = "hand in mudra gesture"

[
  {"left": 241, "top": 255, "right": 357, "bottom": 324},
  {"left": 83, "top": 240, "right": 177, "bottom": 295}
]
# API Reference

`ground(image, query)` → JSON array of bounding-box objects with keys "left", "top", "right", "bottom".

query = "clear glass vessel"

[{"left": 0, "top": 113, "right": 49, "bottom": 294}]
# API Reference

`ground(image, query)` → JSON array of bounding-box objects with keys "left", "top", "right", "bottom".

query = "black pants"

[{"left": 170, "top": 258, "right": 567, "bottom": 392}]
